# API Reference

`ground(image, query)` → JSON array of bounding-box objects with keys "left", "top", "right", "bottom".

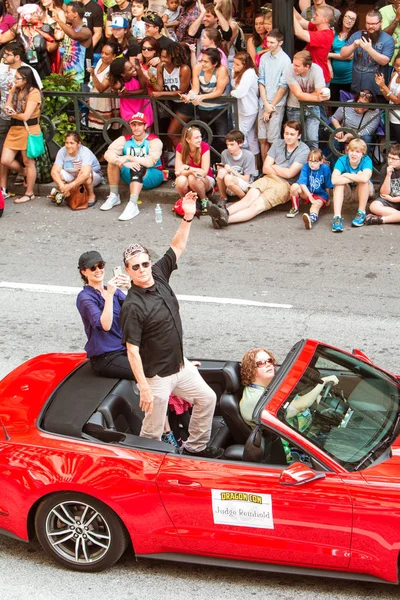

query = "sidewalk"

[{"left": 28, "top": 179, "right": 379, "bottom": 213}]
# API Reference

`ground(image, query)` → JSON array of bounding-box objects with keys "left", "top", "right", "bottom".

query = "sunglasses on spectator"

[
  {"left": 90, "top": 262, "right": 105, "bottom": 271},
  {"left": 256, "top": 358, "right": 274, "bottom": 368},
  {"left": 359, "top": 92, "right": 373, "bottom": 99},
  {"left": 142, "top": 46, "right": 155, "bottom": 51},
  {"left": 129, "top": 261, "right": 151, "bottom": 271}
]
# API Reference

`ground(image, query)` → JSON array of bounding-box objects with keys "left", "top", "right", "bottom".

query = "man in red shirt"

[{"left": 293, "top": 6, "right": 334, "bottom": 84}]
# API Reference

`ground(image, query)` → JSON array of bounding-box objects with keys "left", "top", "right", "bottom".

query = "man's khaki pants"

[{"left": 141, "top": 358, "right": 217, "bottom": 452}]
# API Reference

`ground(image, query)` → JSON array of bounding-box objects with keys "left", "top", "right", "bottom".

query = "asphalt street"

[{"left": 1, "top": 195, "right": 400, "bottom": 599}]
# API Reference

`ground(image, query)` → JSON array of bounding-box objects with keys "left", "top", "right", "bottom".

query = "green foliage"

[{"left": 41, "top": 73, "right": 82, "bottom": 145}]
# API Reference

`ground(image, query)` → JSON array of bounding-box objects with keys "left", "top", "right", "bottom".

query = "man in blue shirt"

[
  {"left": 331, "top": 138, "right": 373, "bottom": 232},
  {"left": 340, "top": 10, "right": 395, "bottom": 101}
]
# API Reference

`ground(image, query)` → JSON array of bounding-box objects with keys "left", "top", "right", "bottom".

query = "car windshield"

[{"left": 277, "top": 345, "right": 400, "bottom": 471}]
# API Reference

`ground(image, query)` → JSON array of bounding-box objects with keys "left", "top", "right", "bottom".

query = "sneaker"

[
  {"left": 332, "top": 215, "right": 343, "bottom": 233},
  {"left": 118, "top": 201, "right": 139, "bottom": 221},
  {"left": 2, "top": 188, "right": 15, "bottom": 200},
  {"left": 182, "top": 446, "right": 224, "bottom": 459},
  {"left": 100, "top": 192, "right": 121, "bottom": 211},
  {"left": 161, "top": 432, "right": 180, "bottom": 447},
  {"left": 303, "top": 213, "right": 312, "bottom": 230},
  {"left": 352, "top": 209, "right": 366, "bottom": 227},
  {"left": 201, "top": 198, "right": 208, "bottom": 214},
  {"left": 208, "top": 202, "right": 229, "bottom": 228},
  {"left": 286, "top": 207, "right": 299, "bottom": 218},
  {"left": 365, "top": 214, "right": 384, "bottom": 226}
]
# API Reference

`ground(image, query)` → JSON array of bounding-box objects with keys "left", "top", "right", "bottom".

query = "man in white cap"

[{"left": 103, "top": 111, "right": 164, "bottom": 220}]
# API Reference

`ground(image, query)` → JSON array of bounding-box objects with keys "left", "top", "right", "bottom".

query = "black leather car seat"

[
  {"left": 219, "top": 361, "right": 251, "bottom": 444},
  {"left": 98, "top": 380, "right": 144, "bottom": 435}
]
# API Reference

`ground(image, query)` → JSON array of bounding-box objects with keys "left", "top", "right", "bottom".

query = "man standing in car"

[{"left": 120, "top": 192, "right": 222, "bottom": 459}]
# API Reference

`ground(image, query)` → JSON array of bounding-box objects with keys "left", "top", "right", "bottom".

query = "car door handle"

[{"left": 167, "top": 479, "right": 202, "bottom": 488}]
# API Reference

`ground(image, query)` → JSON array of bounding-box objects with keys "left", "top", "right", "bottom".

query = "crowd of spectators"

[{"left": 1, "top": 0, "right": 400, "bottom": 230}]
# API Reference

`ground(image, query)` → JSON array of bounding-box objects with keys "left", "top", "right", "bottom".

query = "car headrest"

[
  {"left": 223, "top": 361, "right": 242, "bottom": 394},
  {"left": 242, "top": 426, "right": 265, "bottom": 463}
]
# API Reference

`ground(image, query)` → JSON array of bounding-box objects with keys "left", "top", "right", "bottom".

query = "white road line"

[{"left": 0, "top": 281, "right": 293, "bottom": 309}]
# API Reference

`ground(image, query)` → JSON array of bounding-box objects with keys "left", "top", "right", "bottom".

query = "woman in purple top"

[{"left": 76, "top": 250, "right": 135, "bottom": 380}]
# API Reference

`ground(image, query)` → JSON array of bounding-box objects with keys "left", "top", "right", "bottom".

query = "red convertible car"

[{"left": 1, "top": 339, "right": 400, "bottom": 582}]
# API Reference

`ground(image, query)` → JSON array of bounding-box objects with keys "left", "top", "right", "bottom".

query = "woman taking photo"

[
  {"left": 246, "top": 13, "right": 270, "bottom": 68},
  {"left": 51, "top": 132, "right": 103, "bottom": 207},
  {"left": 139, "top": 36, "right": 161, "bottom": 93},
  {"left": 76, "top": 250, "right": 134, "bottom": 380},
  {"left": 152, "top": 42, "right": 192, "bottom": 148},
  {"left": 1, "top": 66, "right": 41, "bottom": 204},
  {"left": 181, "top": 48, "right": 229, "bottom": 153},
  {"left": 109, "top": 57, "right": 153, "bottom": 126},
  {"left": 175, "top": 125, "right": 215, "bottom": 214},
  {"left": 376, "top": 55, "right": 400, "bottom": 143},
  {"left": 88, "top": 41, "right": 119, "bottom": 130},
  {"left": 231, "top": 51, "right": 259, "bottom": 155},
  {"left": 328, "top": 9, "right": 358, "bottom": 101}
]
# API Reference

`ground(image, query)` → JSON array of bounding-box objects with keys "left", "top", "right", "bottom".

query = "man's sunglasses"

[
  {"left": 130, "top": 261, "right": 151, "bottom": 271},
  {"left": 256, "top": 358, "right": 274, "bottom": 368},
  {"left": 90, "top": 262, "right": 105, "bottom": 271}
]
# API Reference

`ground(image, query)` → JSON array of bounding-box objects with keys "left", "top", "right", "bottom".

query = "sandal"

[{"left": 14, "top": 193, "right": 35, "bottom": 204}]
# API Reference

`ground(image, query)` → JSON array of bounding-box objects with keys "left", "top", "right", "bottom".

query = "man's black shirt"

[
  {"left": 193, "top": 23, "right": 232, "bottom": 42},
  {"left": 82, "top": 0, "right": 104, "bottom": 53},
  {"left": 120, "top": 248, "right": 184, "bottom": 378}
]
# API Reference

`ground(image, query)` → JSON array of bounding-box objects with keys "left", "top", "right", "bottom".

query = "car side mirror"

[{"left": 279, "top": 462, "right": 326, "bottom": 486}]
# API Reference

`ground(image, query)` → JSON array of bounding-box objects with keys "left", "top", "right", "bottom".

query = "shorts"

[
  {"left": 343, "top": 181, "right": 374, "bottom": 203},
  {"left": 226, "top": 175, "right": 250, "bottom": 195},
  {"left": 303, "top": 193, "right": 327, "bottom": 206},
  {"left": 60, "top": 169, "right": 102, "bottom": 187},
  {"left": 205, "top": 175, "right": 215, "bottom": 191},
  {"left": 375, "top": 197, "right": 400, "bottom": 210},
  {"left": 173, "top": 101, "right": 194, "bottom": 118},
  {"left": 258, "top": 105, "right": 285, "bottom": 143},
  {"left": 250, "top": 173, "right": 291, "bottom": 211},
  {"left": 120, "top": 165, "right": 164, "bottom": 189}
]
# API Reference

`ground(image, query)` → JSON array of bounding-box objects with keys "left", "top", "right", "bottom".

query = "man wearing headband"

[
  {"left": 103, "top": 111, "right": 164, "bottom": 221},
  {"left": 120, "top": 192, "right": 223, "bottom": 459}
]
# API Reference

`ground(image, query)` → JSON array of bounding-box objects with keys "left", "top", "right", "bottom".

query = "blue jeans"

[{"left": 286, "top": 106, "right": 320, "bottom": 149}]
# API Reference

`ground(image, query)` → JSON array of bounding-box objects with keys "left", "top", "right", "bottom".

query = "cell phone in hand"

[
  {"left": 361, "top": 30, "right": 370, "bottom": 40},
  {"left": 113, "top": 266, "right": 122, "bottom": 277},
  {"left": 215, "top": 163, "right": 224, "bottom": 168}
]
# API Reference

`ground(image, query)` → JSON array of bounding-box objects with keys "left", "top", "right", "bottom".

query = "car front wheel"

[{"left": 34, "top": 492, "right": 129, "bottom": 572}]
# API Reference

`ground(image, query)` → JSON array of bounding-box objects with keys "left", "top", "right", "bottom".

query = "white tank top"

[{"left": 389, "top": 76, "right": 400, "bottom": 124}]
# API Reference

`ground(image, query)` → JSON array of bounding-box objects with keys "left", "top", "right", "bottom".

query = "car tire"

[{"left": 34, "top": 492, "right": 129, "bottom": 572}]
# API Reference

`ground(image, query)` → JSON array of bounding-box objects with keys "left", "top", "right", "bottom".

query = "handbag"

[
  {"left": 67, "top": 184, "right": 89, "bottom": 210},
  {"left": 25, "top": 121, "right": 45, "bottom": 159}
]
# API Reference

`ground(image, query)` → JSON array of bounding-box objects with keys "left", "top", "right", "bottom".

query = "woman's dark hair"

[
  {"left": 109, "top": 30, "right": 134, "bottom": 53},
  {"left": 163, "top": 41, "right": 188, "bottom": 68},
  {"left": 202, "top": 47, "right": 221, "bottom": 68},
  {"left": 39, "top": 0, "right": 63, "bottom": 11},
  {"left": 11, "top": 66, "right": 41, "bottom": 113},
  {"left": 109, "top": 56, "right": 130, "bottom": 86},
  {"left": 140, "top": 35, "right": 160, "bottom": 63},
  {"left": 65, "top": 131, "right": 82, "bottom": 143},
  {"left": 102, "top": 41, "right": 120, "bottom": 56},
  {"left": 251, "top": 13, "right": 266, "bottom": 48},
  {"left": 335, "top": 8, "right": 359, "bottom": 35},
  {"left": 0, "top": 0, "right": 5, "bottom": 18}
]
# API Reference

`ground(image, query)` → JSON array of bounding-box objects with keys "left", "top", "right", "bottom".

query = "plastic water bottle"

[{"left": 155, "top": 203, "right": 162, "bottom": 223}]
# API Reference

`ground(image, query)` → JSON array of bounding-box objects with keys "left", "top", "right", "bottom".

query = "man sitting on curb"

[
  {"left": 207, "top": 121, "right": 309, "bottom": 228},
  {"left": 366, "top": 143, "right": 400, "bottom": 226},
  {"left": 102, "top": 112, "right": 164, "bottom": 221},
  {"left": 331, "top": 138, "right": 373, "bottom": 232}
]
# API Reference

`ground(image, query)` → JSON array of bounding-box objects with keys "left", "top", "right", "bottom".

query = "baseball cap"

[
  {"left": 143, "top": 12, "right": 163, "bottom": 29},
  {"left": 111, "top": 16, "right": 129, "bottom": 29},
  {"left": 129, "top": 111, "right": 147, "bottom": 125},
  {"left": 78, "top": 251, "right": 104, "bottom": 270}
]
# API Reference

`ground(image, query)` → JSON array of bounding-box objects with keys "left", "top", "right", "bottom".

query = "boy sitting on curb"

[{"left": 215, "top": 130, "right": 256, "bottom": 205}]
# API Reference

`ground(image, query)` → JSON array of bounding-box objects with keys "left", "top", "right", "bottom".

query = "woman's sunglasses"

[
  {"left": 359, "top": 92, "right": 373, "bottom": 99},
  {"left": 256, "top": 358, "right": 274, "bottom": 368},
  {"left": 90, "top": 262, "right": 105, "bottom": 271}
]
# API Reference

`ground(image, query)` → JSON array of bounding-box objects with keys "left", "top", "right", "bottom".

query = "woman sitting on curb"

[
  {"left": 51, "top": 132, "right": 103, "bottom": 207},
  {"left": 175, "top": 125, "right": 215, "bottom": 214}
]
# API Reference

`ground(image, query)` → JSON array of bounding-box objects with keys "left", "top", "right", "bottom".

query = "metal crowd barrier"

[
  {"left": 299, "top": 100, "right": 400, "bottom": 179},
  {"left": 41, "top": 91, "right": 239, "bottom": 161}
]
